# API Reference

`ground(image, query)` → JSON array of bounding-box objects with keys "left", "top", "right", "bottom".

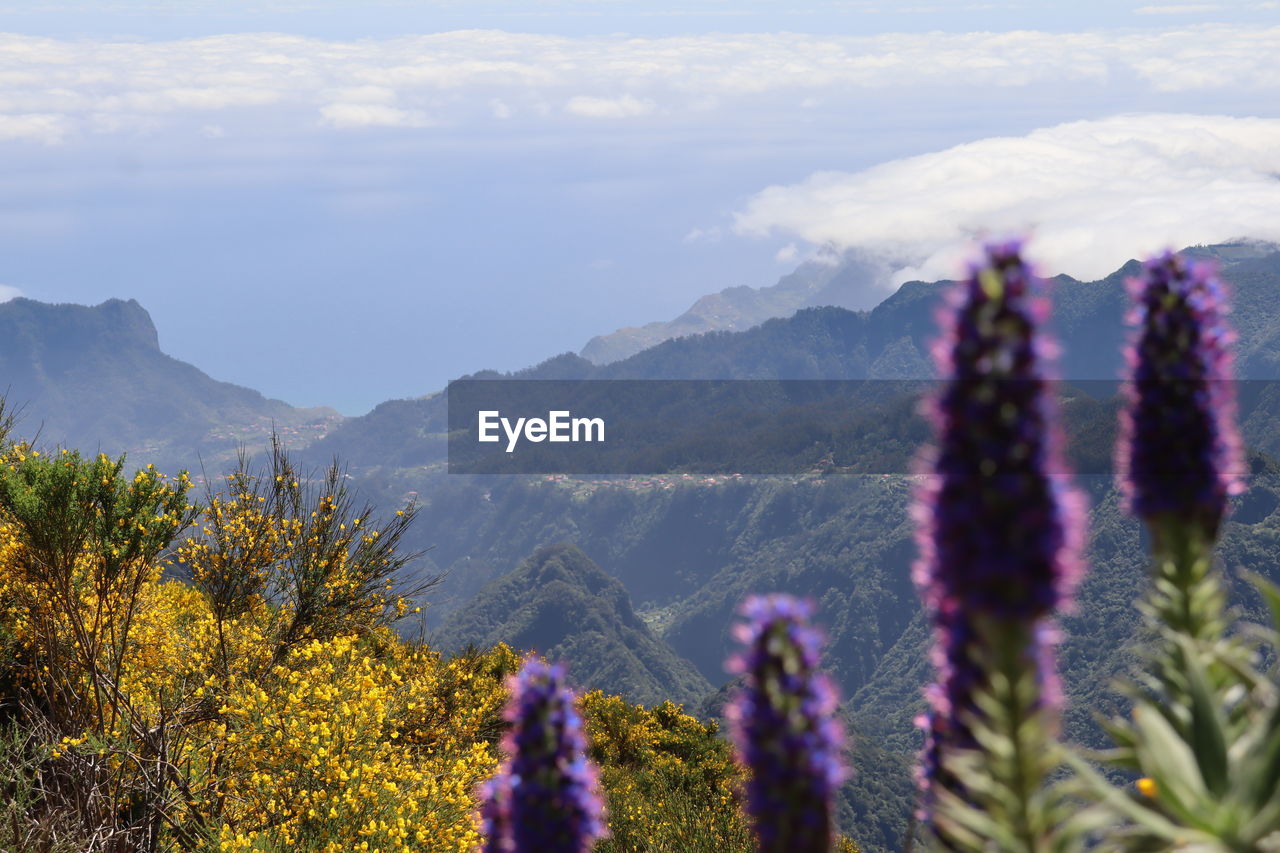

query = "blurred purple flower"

[
  {"left": 480, "top": 657, "right": 606, "bottom": 853},
  {"left": 912, "top": 240, "right": 1084, "bottom": 815},
  {"left": 726, "top": 594, "right": 847, "bottom": 853},
  {"left": 1119, "top": 250, "right": 1244, "bottom": 534}
]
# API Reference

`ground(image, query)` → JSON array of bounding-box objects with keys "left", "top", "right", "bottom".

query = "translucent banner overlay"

[{"left": 446, "top": 378, "right": 1272, "bottom": 475}]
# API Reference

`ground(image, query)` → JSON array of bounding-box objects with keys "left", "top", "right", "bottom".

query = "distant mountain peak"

[
  {"left": 0, "top": 295, "right": 161, "bottom": 355},
  {"left": 580, "top": 255, "right": 888, "bottom": 364},
  {"left": 580, "top": 240, "right": 1280, "bottom": 367},
  {"left": 0, "top": 295, "right": 342, "bottom": 474}
]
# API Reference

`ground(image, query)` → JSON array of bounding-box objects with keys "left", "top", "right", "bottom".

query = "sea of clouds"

[
  {"left": 0, "top": 25, "right": 1278, "bottom": 143},
  {"left": 5, "top": 25, "right": 1277, "bottom": 281}
]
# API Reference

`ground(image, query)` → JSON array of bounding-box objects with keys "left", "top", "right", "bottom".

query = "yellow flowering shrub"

[
  {"left": 0, "top": 437, "right": 860, "bottom": 852},
  {"left": 0, "top": 445, "right": 194, "bottom": 727},
  {"left": 211, "top": 635, "right": 513, "bottom": 852},
  {"left": 582, "top": 692, "right": 755, "bottom": 852},
  {"left": 0, "top": 443, "right": 503, "bottom": 852},
  {"left": 581, "top": 693, "right": 862, "bottom": 852}
]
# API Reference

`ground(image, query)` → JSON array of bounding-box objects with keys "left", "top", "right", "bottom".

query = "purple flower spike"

[
  {"left": 1119, "top": 250, "right": 1244, "bottom": 535},
  {"left": 481, "top": 657, "right": 606, "bottom": 853},
  {"left": 726, "top": 594, "right": 848, "bottom": 853},
  {"left": 912, "top": 240, "right": 1085, "bottom": 815},
  {"left": 915, "top": 240, "right": 1084, "bottom": 624}
]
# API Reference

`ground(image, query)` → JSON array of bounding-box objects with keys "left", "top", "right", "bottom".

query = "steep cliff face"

[
  {"left": 0, "top": 297, "right": 160, "bottom": 369},
  {"left": 0, "top": 297, "right": 341, "bottom": 472}
]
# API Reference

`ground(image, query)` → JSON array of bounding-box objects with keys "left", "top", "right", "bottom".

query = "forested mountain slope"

[
  {"left": 436, "top": 543, "right": 712, "bottom": 709},
  {"left": 305, "top": 243, "right": 1280, "bottom": 473},
  {"left": 297, "top": 243, "right": 1280, "bottom": 851}
]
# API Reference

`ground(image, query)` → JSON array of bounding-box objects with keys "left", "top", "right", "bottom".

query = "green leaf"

[
  {"left": 1129, "top": 702, "right": 1211, "bottom": 826},
  {"left": 1176, "top": 636, "right": 1231, "bottom": 797}
]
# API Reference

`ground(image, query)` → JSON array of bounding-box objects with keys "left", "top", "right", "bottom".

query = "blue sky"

[
  {"left": 3, "top": 1, "right": 1278, "bottom": 39},
  {"left": 1, "top": 1, "right": 1279, "bottom": 413}
]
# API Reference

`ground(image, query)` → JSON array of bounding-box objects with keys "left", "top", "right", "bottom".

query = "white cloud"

[
  {"left": 318, "top": 102, "right": 428, "bottom": 128},
  {"left": 325, "top": 86, "right": 398, "bottom": 105},
  {"left": 684, "top": 225, "right": 722, "bottom": 243},
  {"left": 775, "top": 243, "right": 799, "bottom": 263},
  {"left": 0, "top": 27, "right": 1275, "bottom": 144},
  {"left": 0, "top": 284, "right": 24, "bottom": 302},
  {"left": 0, "top": 113, "right": 69, "bottom": 144},
  {"left": 564, "top": 94, "right": 655, "bottom": 118},
  {"left": 101, "top": 86, "right": 281, "bottom": 113},
  {"left": 1136, "top": 4, "right": 1224, "bottom": 13},
  {"left": 733, "top": 114, "right": 1280, "bottom": 286}
]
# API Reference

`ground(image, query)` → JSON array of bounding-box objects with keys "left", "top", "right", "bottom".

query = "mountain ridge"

[
  {"left": 579, "top": 240, "right": 1280, "bottom": 369},
  {"left": 302, "top": 243, "right": 1280, "bottom": 476},
  {"left": 435, "top": 542, "right": 713, "bottom": 709},
  {"left": 0, "top": 296, "right": 343, "bottom": 473},
  {"left": 579, "top": 255, "right": 886, "bottom": 364}
]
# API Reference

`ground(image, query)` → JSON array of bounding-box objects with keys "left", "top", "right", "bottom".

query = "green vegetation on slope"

[{"left": 437, "top": 543, "right": 713, "bottom": 709}]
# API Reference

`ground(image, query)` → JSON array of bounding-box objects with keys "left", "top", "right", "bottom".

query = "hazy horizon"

[{"left": 2, "top": 1, "right": 1279, "bottom": 414}]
